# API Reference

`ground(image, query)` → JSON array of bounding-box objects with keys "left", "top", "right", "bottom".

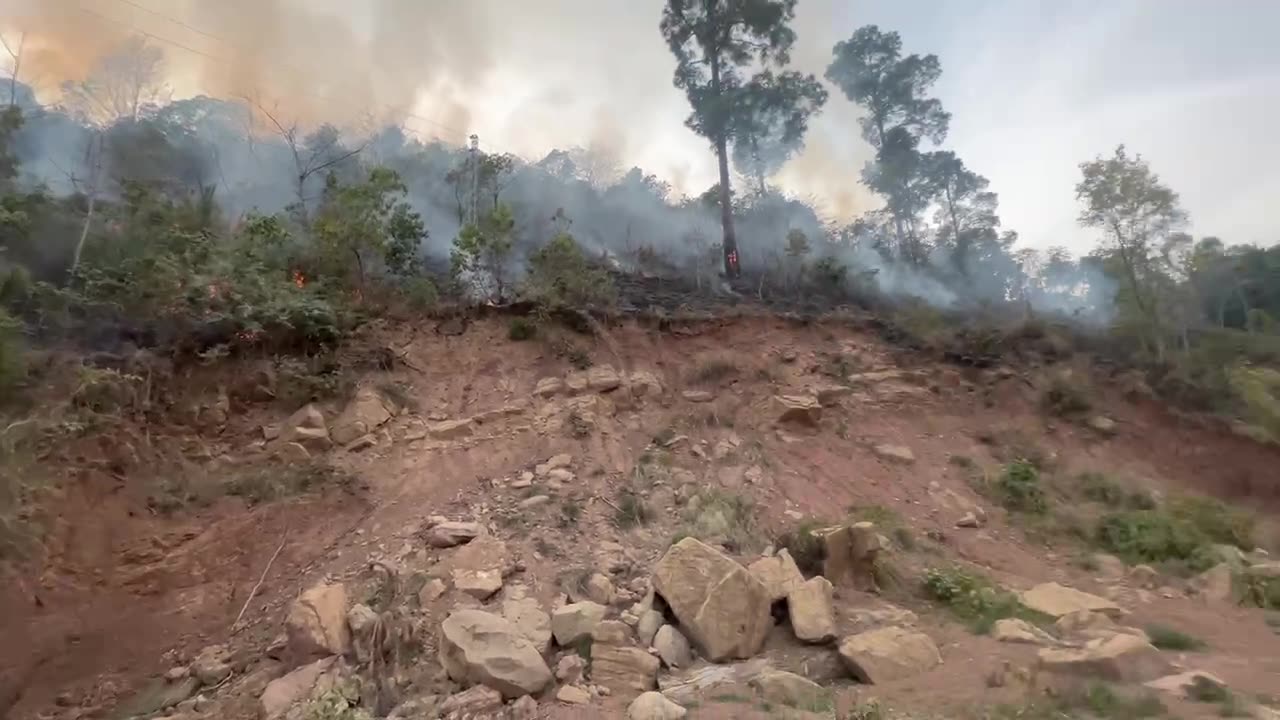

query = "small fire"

[{"left": 293, "top": 270, "right": 307, "bottom": 289}]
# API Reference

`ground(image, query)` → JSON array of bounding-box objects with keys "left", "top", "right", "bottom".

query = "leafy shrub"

[
  {"left": 1145, "top": 623, "right": 1206, "bottom": 651},
  {"left": 996, "top": 461, "right": 1048, "bottom": 514},
  {"left": 225, "top": 462, "right": 359, "bottom": 505},
  {"left": 613, "top": 489, "right": 651, "bottom": 529},
  {"left": 1228, "top": 365, "right": 1280, "bottom": 442},
  {"left": 1094, "top": 510, "right": 1213, "bottom": 571},
  {"left": 776, "top": 518, "right": 826, "bottom": 574},
  {"left": 1041, "top": 371, "right": 1092, "bottom": 416},
  {"left": 522, "top": 233, "right": 616, "bottom": 309},
  {"left": 451, "top": 204, "right": 515, "bottom": 302},
  {"left": 1239, "top": 570, "right": 1280, "bottom": 610},
  {"left": 921, "top": 566, "right": 1049, "bottom": 634},
  {"left": 507, "top": 316, "right": 537, "bottom": 341},
  {"left": 1166, "top": 495, "right": 1255, "bottom": 550},
  {"left": 0, "top": 307, "right": 27, "bottom": 398},
  {"left": 681, "top": 489, "right": 759, "bottom": 553},
  {"left": 1077, "top": 472, "right": 1157, "bottom": 510}
]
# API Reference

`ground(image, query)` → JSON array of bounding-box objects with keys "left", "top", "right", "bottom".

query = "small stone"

[
  {"left": 681, "top": 390, "right": 714, "bottom": 403},
  {"left": 628, "top": 691, "right": 687, "bottom": 720},
  {"left": 535, "top": 377, "right": 565, "bottom": 397},
  {"left": 1020, "top": 582, "right": 1124, "bottom": 619},
  {"left": 547, "top": 468, "right": 575, "bottom": 482},
  {"left": 551, "top": 602, "right": 607, "bottom": 646},
  {"left": 1088, "top": 416, "right": 1118, "bottom": 435},
  {"left": 418, "top": 578, "right": 447, "bottom": 605},
  {"left": 555, "top": 655, "right": 586, "bottom": 684},
  {"left": 519, "top": 495, "right": 552, "bottom": 509},
  {"left": 556, "top": 685, "right": 591, "bottom": 704},
  {"left": 1128, "top": 565, "right": 1159, "bottom": 589},
  {"left": 955, "top": 512, "right": 982, "bottom": 528},
  {"left": 510, "top": 695, "right": 539, "bottom": 720},
  {"left": 586, "top": 573, "right": 617, "bottom": 605},
  {"left": 636, "top": 610, "right": 665, "bottom": 645},
  {"left": 992, "top": 618, "right": 1058, "bottom": 646},
  {"left": 838, "top": 626, "right": 942, "bottom": 684},
  {"left": 343, "top": 434, "right": 377, "bottom": 453},
  {"left": 1092, "top": 553, "right": 1127, "bottom": 580},
  {"left": 424, "top": 521, "right": 482, "bottom": 548},
  {"left": 428, "top": 418, "right": 474, "bottom": 439},
  {"left": 748, "top": 670, "right": 828, "bottom": 709},
  {"left": 872, "top": 444, "right": 916, "bottom": 464},
  {"left": 774, "top": 394, "right": 822, "bottom": 425}
]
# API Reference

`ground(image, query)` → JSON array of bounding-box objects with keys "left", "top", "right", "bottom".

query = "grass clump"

[
  {"left": 226, "top": 462, "right": 359, "bottom": 505},
  {"left": 775, "top": 517, "right": 827, "bottom": 574},
  {"left": 1239, "top": 571, "right": 1280, "bottom": 610},
  {"left": 995, "top": 460, "right": 1048, "bottom": 514},
  {"left": 1186, "top": 676, "right": 1250, "bottom": 717},
  {"left": 1077, "top": 471, "right": 1154, "bottom": 509},
  {"left": 983, "top": 683, "right": 1166, "bottom": 719},
  {"left": 1041, "top": 372, "right": 1093, "bottom": 417},
  {"left": 507, "top": 316, "right": 537, "bottom": 341},
  {"left": 689, "top": 357, "right": 739, "bottom": 385},
  {"left": 1095, "top": 494, "right": 1254, "bottom": 574},
  {"left": 1166, "top": 495, "right": 1255, "bottom": 550},
  {"left": 613, "top": 489, "right": 652, "bottom": 529},
  {"left": 680, "top": 489, "right": 759, "bottom": 553},
  {"left": 1145, "top": 623, "right": 1207, "bottom": 651},
  {"left": 921, "top": 566, "right": 1049, "bottom": 634}
]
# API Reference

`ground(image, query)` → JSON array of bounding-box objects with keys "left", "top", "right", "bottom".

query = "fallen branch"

[
  {"left": 233, "top": 528, "right": 289, "bottom": 632},
  {"left": 596, "top": 495, "right": 623, "bottom": 514}
]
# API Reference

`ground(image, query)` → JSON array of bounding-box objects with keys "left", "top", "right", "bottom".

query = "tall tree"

[
  {"left": 730, "top": 69, "right": 827, "bottom": 195},
  {"left": 924, "top": 150, "right": 997, "bottom": 278},
  {"left": 661, "top": 0, "right": 812, "bottom": 278},
  {"left": 1076, "top": 144, "right": 1187, "bottom": 360},
  {"left": 61, "top": 36, "right": 170, "bottom": 125},
  {"left": 826, "top": 26, "right": 949, "bottom": 260}
]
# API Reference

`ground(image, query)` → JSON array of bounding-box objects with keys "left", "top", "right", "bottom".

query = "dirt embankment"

[{"left": 4, "top": 313, "right": 1279, "bottom": 719}]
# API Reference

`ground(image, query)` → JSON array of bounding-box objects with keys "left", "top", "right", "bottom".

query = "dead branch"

[{"left": 232, "top": 528, "right": 289, "bottom": 632}]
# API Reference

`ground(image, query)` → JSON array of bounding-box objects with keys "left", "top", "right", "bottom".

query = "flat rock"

[
  {"left": 815, "top": 385, "right": 854, "bottom": 407},
  {"left": 330, "top": 387, "right": 394, "bottom": 446},
  {"left": 453, "top": 569, "right": 504, "bottom": 600},
  {"left": 586, "top": 573, "right": 617, "bottom": 605},
  {"left": 428, "top": 418, "right": 474, "bottom": 440},
  {"left": 628, "top": 691, "right": 687, "bottom": 720},
  {"left": 438, "top": 685, "right": 504, "bottom": 716},
  {"left": 681, "top": 390, "right": 714, "bottom": 403},
  {"left": 259, "top": 658, "right": 337, "bottom": 720},
  {"left": 534, "top": 377, "right": 565, "bottom": 397},
  {"left": 116, "top": 677, "right": 202, "bottom": 719},
  {"left": 628, "top": 371, "right": 665, "bottom": 399},
  {"left": 788, "top": 576, "right": 836, "bottom": 644},
  {"left": 284, "top": 583, "right": 350, "bottom": 663},
  {"left": 748, "top": 670, "right": 828, "bottom": 709},
  {"left": 551, "top": 602, "right": 607, "bottom": 646},
  {"left": 556, "top": 685, "right": 591, "bottom": 704},
  {"left": 774, "top": 394, "right": 822, "bottom": 425},
  {"left": 424, "top": 521, "right": 482, "bottom": 548},
  {"left": 1037, "top": 633, "right": 1170, "bottom": 682},
  {"left": 591, "top": 644, "right": 660, "bottom": 700},
  {"left": 439, "top": 609, "right": 552, "bottom": 699},
  {"left": 587, "top": 365, "right": 622, "bottom": 392},
  {"left": 872, "top": 444, "right": 915, "bottom": 464},
  {"left": 992, "top": 618, "right": 1058, "bottom": 646},
  {"left": 747, "top": 549, "right": 805, "bottom": 602},
  {"left": 658, "top": 658, "right": 772, "bottom": 705},
  {"left": 555, "top": 655, "right": 586, "bottom": 684},
  {"left": 838, "top": 626, "right": 942, "bottom": 684},
  {"left": 652, "top": 538, "right": 771, "bottom": 662},
  {"left": 279, "top": 404, "right": 331, "bottom": 450},
  {"left": 1020, "top": 582, "right": 1124, "bottom": 619},
  {"left": 1144, "top": 670, "right": 1227, "bottom": 696}
]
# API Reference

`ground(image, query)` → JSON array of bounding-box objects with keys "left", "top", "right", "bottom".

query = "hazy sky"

[{"left": 4, "top": 0, "right": 1278, "bottom": 253}]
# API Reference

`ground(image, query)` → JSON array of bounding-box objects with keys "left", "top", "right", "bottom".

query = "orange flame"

[{"left": 293, "top": 271, "right": 307, "bottom": 289}]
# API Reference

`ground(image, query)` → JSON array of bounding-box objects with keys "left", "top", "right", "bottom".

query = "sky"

[{"left": 2, "top": 0, "right": 1278, "bottom": 254}]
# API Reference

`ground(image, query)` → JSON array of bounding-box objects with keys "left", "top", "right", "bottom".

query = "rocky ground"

[{"left": 4, "top": 312, "right": 1280, "bottom": 720}]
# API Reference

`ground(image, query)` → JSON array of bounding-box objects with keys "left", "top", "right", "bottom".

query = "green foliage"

[
  {"left": 995, "top": 461, "right": 1048, "bottom": 514},
  {"left": 680, "top": 489, "right": 759, "bottom": 553},
  {"left": 776, "top": 517, "right": 826, "bottom": 574},
  {"left": 921, "top": 566, "right": 1049, "bottom": 634},
  {"left": 451, "top": 204, "right": 515, "bottom": 302},
  {"left": 1166, "top": 495, "right": 1255, "bottom": 550},
  {"left": 303, "top": 689, "right": 372, "bottom": 720},
  {"left": 1145, "top": 623, "right": 1206, "bottom": 651},
  {"left": 225, "top": 462, "right": 359, "bottom": 506},
  {"left": 0, "top": 308, "right": 26, "bottom": 398},
  {"left": 1238, "top": 570, "right": 1280, "bottom": 610},
  {"left": 507, "top": 317, "right": 537, "bottom": 341},
  {"left": 1077, "top": 471, "right": 1156, "bottom": 509},
  {"left": 522, "top": 233, "right": 615, "bottom": 309},
  {"left": 614, "top": 489, "right": 652, "bottom": 529},
  {"left": 1094, "top": 510, "right": 1214, "bottom": 572},
  {"left": 1227, "top": 365, "right": 1280, "bottom": 442},
  {"left": 309, "top": 167, "right": 426, "bottom": 285},
  {"left": 1, "top": 420, "right": 47, "bottom": 563}
]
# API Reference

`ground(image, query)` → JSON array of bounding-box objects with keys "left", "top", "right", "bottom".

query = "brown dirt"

[{"left": 5, "top": 313, "right": 1280, "bottom": 720}]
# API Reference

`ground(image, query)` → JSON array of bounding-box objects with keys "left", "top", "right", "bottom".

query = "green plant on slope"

[{"left": 996, "top": 460, "right": 1048, "bottom": 514}]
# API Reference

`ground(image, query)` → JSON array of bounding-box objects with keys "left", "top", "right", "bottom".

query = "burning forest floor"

[{"left": 3, "top": 306, "right": 1280, "bottom": 720}]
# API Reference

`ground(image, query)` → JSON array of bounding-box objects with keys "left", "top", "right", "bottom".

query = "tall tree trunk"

[
  {"left": 709, "top": 52, "right": 739, "bottom": 279},
  {"left": 750, "top": 134, "right": 766, "bottom": 196},
  {"left": 715, "top": 134, "right": 739, "bottom": 278},
  {"left": 944, "top": 184, "right": 966, "bottom": 277},
  {"left": 70, "top": 133, "right": 102, "bottom": 278}
]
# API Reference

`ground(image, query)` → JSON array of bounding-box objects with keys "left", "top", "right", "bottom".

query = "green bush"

[
  {"left": 1145, "top": 623, "right": 1206, "bottom": 651},
  {"left": 507, "top": 316, "right": 538, "bottom": 341},
  {"left": 1078, "top": 472, "right": 1157, "bottom": 510},
  {"left": 776, "top": 518, "right": 826, "bottom": 574},
  {"left": 1094, "top": 510, "right": 1212, "bottom": 571},
  {"left": 1167, "top": 495, "right": 1255, "bottom": 550},
  {"left": 0, "top": 307, "right": 26, "bottom": 397},
  {"left": 921, "top": 566, "right": 1049, "bottom": 634},
  {"left": 1042, "top": 372, "right": 1093, "bottom": 416},
  {"left": 522, "top": 232, "right": 615, "bottom": 310},
  {"left": 996, "top": 461, "right": 1048, "bottom": 514}
]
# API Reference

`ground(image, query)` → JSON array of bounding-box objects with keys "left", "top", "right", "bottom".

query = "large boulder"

[
  {"left": 1020, "top": 583, "right": 1124, "bottom": 619},
  {"left": 1191, "top": 563, "right": 1234, "bottom": 603},
  {"left": 787, "top": 576, "right": 836, "bottom": 644},
  {"left": 628, "top": 691, "right": 687, "bottom": 720},
  {"left": 1037, "top": 633, "right": 1169, "bottom": 682},
  {"left": 651, "top": 538, "right": 771, "bottom": 662},
  {"left": 817, "top": 523, "right": 883, "bottom": 591},
  {"left": 747, "top": 550, "right": 805, "bottom": 602},
  {"left": 551, "top": 602, "right": 607, "bottom": 646},
  {"left": 330, "top": 387, "right": 395, "bottom": 446},
  {"left": 438, "top": 610, "right": 552, "bottom": 699},
  {"left": 284, "top": 583, "right": 350, "bottom": 663},
  {"left": 590, "top": 621, "right": 661, "bottom": 700},
  {"left": 501, "top": 596, "right": 552, "bottom": 655},
  {"left": 259, "top": 658, "right": 338, "bottom": 720},
  {"left": 838, "top": 627, "right": 942, "bottom": 684}
]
